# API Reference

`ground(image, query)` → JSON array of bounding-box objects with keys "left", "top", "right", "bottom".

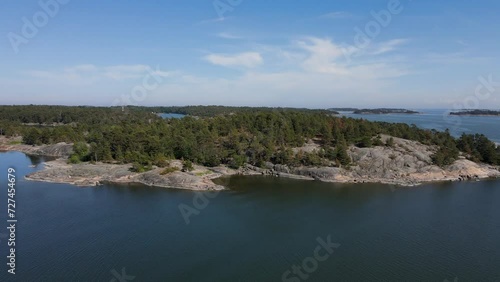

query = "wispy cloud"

[
  {"left": 24, "top": 64, "right": 174, "bottom": 83},
  {"left": 204, "top": 52, "right": 263, "bottom": 68},
  {"left": 102, "top": 65, "right": 151, "bottom": 80},
  {"left": 198, "top": 17, "right": 229, "bottom": 25},
  {"left": 338, "top": 38, "right": 409, "bottom": 61},
  {"left": 146, "top": 36, "right": 412, "bottom": 107},
  {"left": 23, "top": 36, "right": 409, "bottom": 106},
  {"left": 65, "top": 64, "right": 98, "bottom": 72},
  {"left": 370, "top": 39, "right": 409, "bottom": 55},
  {"left": 294, "top": 37, "right": 408, "bottom": 77},
  {"left": 320, "top": 11, "right": 352, "bottom": 20},
  {"left": 297, "top": 37, "right": 349, "bottom": 75},
  {"left": 216, "top": 32, "right": 242, "bottom": 40}
]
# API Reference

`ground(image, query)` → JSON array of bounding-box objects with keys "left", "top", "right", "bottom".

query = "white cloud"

[
  {"left": 65, "top": 64, "right": 98, "bottom": 72},
  {"left": 340, "top": 38, "right": 409, "bottom": 60},
  {"left": 204, "top": 52, "right": 263, "bottom": 68},
  {"left": 320, "top": 11, "right": 352, "bottom": 20},
  {"left": 297, "top": 37, "right": 350, "bottom": 75},
  {"left": 216, "top": 32, "right": 242, "bottom": 39},
  {"left": 16, "top": 37, "right": 415, "bottom": 107},
  {"left": 23, "top": 64, "right": 173, "bottom": 83},
  {"left": 102, "top": 65, "right": 151, "bottom": 80},
  {"left": 293, "top": 37, "right": 408, "bottom": 78},
  {"left": 147, "top": 37, "right": 411, "bottom": 107},
  {"left": 370, "top": 39, "right": 409, "bottom": 55}
]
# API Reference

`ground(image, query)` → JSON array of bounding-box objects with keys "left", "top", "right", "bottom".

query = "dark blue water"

[
  {"left": 0, "top": 152, "right": 499, "bottom": 281},
  {"left": 341, "top": 109, "right": 500, "bottom": 143}
]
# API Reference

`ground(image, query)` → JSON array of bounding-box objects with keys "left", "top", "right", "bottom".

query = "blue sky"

[{"left": 1, "top": 0, "right": 499, "bottom": 108}]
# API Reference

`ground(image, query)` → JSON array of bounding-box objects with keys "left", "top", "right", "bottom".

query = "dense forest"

[
  {"left": 0, "top": 105, "right": 499, "bottom": 171},
  {"left": 146, "top": 105, "right": 334, "bottom": 117}
]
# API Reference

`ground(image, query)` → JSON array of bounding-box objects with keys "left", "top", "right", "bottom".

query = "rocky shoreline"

[
  {"left": 25, "top": 159, "right": 233, "bottom": 191},
  {"left": 2, "top": 136, "right": 499, "bottom": 190},
  {"left": 0, "top": 136, "right": 73, "bottom": 157}
]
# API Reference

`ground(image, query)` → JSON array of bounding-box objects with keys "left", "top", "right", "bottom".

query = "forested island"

[
  {"left": 0, "top": 105, "right": 499, "bottom": 189},
  {"left": 450, "top": 110, "right": 500, "bottom": 116},
  {"left": 326, "top": 108, "right": 419, "bottom": 114},
  {"left": 328, "top": 108, "right": 357, "bottom": 112},
  {"left": 352, "top": 108, "right": 420, "bottom": 114},
  {"left": 150, "top": 106, "right": 333, "bottom": 117}
]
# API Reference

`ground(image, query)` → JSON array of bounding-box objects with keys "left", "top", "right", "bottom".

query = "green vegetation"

[
  {"left": 182, "top": 160, "right": 194, "bottom": 172},
  {"left": 450, "top": 110, "right": 500, "bottom": 116},
  {"left": 334, "top": 136, "right": 351, "bottom": 167},
  {"left": 160, "top": 166, "right": 179, "bottom": 175},
  {"left": 195, "top": 171, "right": 212, "bottom": 177},
  {"left": 357, "top": 136, "right": 374, "bottom": 148},
  {"left": 386, "top": 137, "right": 395, "bottom": 147},
  {"left": 131, "top": 162, "right": 152, "bottom": 173},
  {"left": 1, "top": 106, "right": 499, "bottom": 169},
  {"left": 8, "top": 140, "right": 22, "bottom": 145},
  {"left": 457, "top": 133, "right": 499, "bottom": 164},
  {"left": 353, "top": 108, "right": 420, "bottom": 115},
  {"left": 69, "top": 142, "right": 90, "bottom": 163},
  {"left": 147, "top": 105, "right": 331, "bottom": 117},
  {"left": 327, "top": 108, "right": 357, "bottom": 112}
]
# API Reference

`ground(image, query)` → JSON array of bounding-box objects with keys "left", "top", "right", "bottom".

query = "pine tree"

[{"left": 335, "top": 135, "right": 351, "bottom": 167}]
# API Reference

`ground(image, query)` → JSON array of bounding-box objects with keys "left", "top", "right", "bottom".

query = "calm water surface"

[
  {"left": 341, "top": 109, "right": 500, "bottom": 143},
  {"left": 159, "top": 113, "right": 186, "bottom": 119},
  {"left": 0, "top": 152, "right": 499, "bottom": 281}
]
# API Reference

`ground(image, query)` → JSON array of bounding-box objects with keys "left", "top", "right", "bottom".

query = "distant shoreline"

[
  {"left": 450, "top": 114, "right": 500, "bottom": 117},
  {"left": 328, "top": 108, "right": 421, "bottom": 115},
  {"left": 450, "top": 110, "right": 500, "bottom": 117}
]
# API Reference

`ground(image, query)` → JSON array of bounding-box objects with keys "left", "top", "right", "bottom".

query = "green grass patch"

[
  {"left": 160, "top": 167, "right": 179, "bottom": 175},
  {"left": 195, "top": 171, "right": 212, "bottom": 177}
]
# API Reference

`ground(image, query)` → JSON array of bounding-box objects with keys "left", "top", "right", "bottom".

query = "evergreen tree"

[{"left": 335, "top": 135, "right": 351, "bottom": 167}]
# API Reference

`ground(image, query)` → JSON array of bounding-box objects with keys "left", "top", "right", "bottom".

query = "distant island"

[
  {"left": 328, "top": 108, "right": 358, "bottom": 112},
  {"left": 450, "top": 110, "right": 500, "bottom": 116},
  {"left": 327, "top": 108, "right": 420, "bottom": 114},
  {"left": 353, "top": 108, "right": 420, "bottom": 115}
]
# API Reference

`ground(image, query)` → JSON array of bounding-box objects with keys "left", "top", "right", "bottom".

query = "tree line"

[
  {"left": 0, "top": 106, "right": 498, "bottom": 170},
  {"left": 145, "top": 105, "right": 334, "bottom": 117}
]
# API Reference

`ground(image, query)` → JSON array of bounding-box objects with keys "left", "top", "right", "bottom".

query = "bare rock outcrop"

[
  {"left": 0, "top": 137, "right": 73, "bottom": 158},
  {"left": 26, "top": 159, "right": 226, "bottom": 191},
  {"left": 249, "top": 135, "right": 500, "bottom": 186},
  {"left": 135, "top": 170, "right": 224, "bottom": 191}
]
